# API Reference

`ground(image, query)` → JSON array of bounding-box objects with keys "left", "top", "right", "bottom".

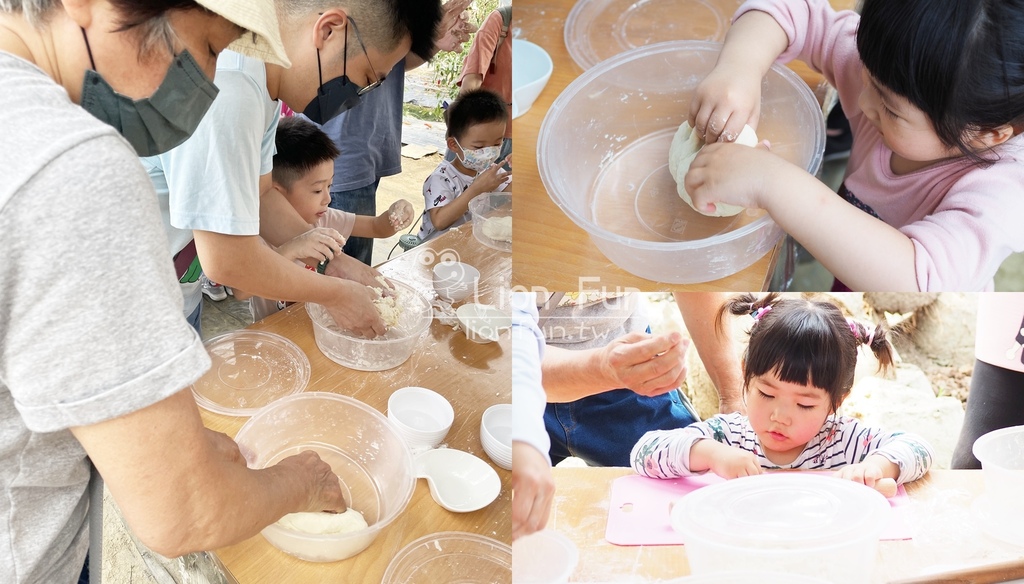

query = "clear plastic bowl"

[
  {"left": 306, "top": 279, "right": 432, "bottom": 371},
  {"left": 512, "top": 529, "right": 578, "bottom": 583},
  {"left": 538, "top": 41, "right": 825, "bottom": 283},
  {"left": 468, "top": 192, "right": 512, "bottom": 252},
  {"left": 973, "top": 425, "right": 1024, "bottom": 514},
  {"left": 671, "top": 474, "right": 889, "bottom": 584},
  {"left": 381, "top": 531, "right": 512, "bottom": 584},
  {"left": 190, "top": 330, "right": 310, "bottom": 416},
  {"left": 234, "top": 392, "right": 415, "bottom": 562}
]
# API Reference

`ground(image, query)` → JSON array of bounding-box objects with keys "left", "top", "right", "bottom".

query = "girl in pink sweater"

[{"left": 685, "top": 0, "right": 1024, "bottom": 291}]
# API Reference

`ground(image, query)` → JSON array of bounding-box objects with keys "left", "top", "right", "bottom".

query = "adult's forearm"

[
  {"left": 674, "top": 293, "right": 744, "bottom": 405},
  {"left": 541, "top": 345, "right": 610, "bottom": 402},
  {"left": 259, "top": 186, "right": 312, "bottom": 247}
]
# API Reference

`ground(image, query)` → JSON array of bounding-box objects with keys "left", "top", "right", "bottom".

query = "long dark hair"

[
  {"left": 857, "top": 0, "right": 1024, "bottom": 166},
  {"left": 717, "top": 293, "right": 894, "bottom": 412}
]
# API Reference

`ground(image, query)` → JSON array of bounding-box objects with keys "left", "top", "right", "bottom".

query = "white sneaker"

[{"left": 200, "top": 275, "right": 227, "bottom": 301}]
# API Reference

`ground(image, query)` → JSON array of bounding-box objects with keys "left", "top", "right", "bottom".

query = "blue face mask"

[
  {"left": 78, "top": 28, "right": 219, "bottom": 157},
  {"left": 302, "top": 17, "right": 384, "bottom": 125}
]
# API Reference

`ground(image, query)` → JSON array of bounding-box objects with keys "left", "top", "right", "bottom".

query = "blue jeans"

[
  {"left": 186, "top": 300, "right": 202, "bottom": 337},
  {"left": 329, "top": 179, "right": 380, "bottom": 266},
  {"left": 545, "top": 388, "right": 698, "bottom": 467}
]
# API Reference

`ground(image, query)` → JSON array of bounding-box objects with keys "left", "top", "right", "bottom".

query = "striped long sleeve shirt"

[{"left": 630, "top": 413, "right": 934, "bottom": 485}]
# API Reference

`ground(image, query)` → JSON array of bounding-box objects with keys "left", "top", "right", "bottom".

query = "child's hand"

[
  {"left": 835, "top": 462, "right": 885, "bottom": 488},
  {"left": 689, "top": 62, "right": 763, "bottom": 144},
  {"left": 278, "top": 227, "right": 346, "bottom": 264},
  {"left": 685, "top": 141, "right": 797, "bottom": 214},
  {"left": 386, "top": 199, "right": 415, "bottom": 231},
  {"left": 708, "top": 446, "right": 763, "bottom": 479},
  {"left": 471, "top": 161, "right": 510, "bottom": 195}
]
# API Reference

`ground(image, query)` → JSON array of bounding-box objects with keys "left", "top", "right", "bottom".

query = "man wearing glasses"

[{"left": 144, "top": 1, "right": 442, "bottom": 339}]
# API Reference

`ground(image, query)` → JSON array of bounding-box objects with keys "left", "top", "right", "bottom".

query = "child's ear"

[
  {"left": 969, "top": 124, "right": 1015, "bottom": 149},
  {"left": 446, "top": 136, "right": 460, "bottom": 152}
]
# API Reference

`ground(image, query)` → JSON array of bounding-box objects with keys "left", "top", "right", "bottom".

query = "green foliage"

[{"left": 430, "top": 0, "right": 501, "bottom": 119}]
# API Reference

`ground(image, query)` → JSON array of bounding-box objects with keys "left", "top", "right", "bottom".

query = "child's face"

[
  {"left": 450, "top": 119, "right": 507, "bottom": 156},
  {"left": 858, "top": 70, "right": 961, "bottom": 169},
  {"left": 278, "top": 160, "right": 334, "bottom": 224},
  {"left": 745, "top": 371, "right": 833, "bottom": 461}
]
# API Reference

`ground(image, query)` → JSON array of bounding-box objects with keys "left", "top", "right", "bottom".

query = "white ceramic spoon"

[{"left": 415, "top": 448, "right": 501, "bottom": 513}]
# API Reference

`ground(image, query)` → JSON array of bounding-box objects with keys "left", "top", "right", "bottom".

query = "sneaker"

[{"left": 200, "top": 275, "right": 227, "bottom": 302}]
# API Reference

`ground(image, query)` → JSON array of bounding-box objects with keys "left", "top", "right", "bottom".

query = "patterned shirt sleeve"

[
  {"left": 631, "top": 414, "right": 745, "bottom": 478},
  {"left": 824, "top": 417, "right": 934, "bottom": 484}
]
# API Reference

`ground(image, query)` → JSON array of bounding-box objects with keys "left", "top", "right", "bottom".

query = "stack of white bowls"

[
  {"left": 387, "top": 387, "right": 454, "bottom": 452},
  {"left": 480, "top": 404, "right": 512, "bottom": 470}
]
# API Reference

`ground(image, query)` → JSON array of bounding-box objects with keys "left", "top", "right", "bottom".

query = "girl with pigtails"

[{"left": 631, "top": 293, "right": 934, "bottom": 491}]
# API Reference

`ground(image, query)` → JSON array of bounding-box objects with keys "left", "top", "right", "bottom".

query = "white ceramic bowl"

[
  {"left": 456, "top": 303, "right": 511, "bottom": 344},
  {"left": 306, "top": 280, "right": 432, "bottom": 371},
  {"left": 432, "top": 261, "right": 480, "bottom": 303},
  {"left": 671, "top": 473, "right": 890, "bottom": 584},
  {"left": 480, "top": 404, "right": 513, "bottom": 470},
  {"left": 538, "top": 41, "right": 825, "bottom": 283},
  {"left": 512, "top": 39, "right": 553, "bottom": 119},
  {"left": 468, "top": 192, "right": 512, "bottom": 252},
  {"left": 382, "top": 532, "right": 511, "bottom": 584},
  {"left": 234, "top": 393, "right": 415, "bottom": 562},
  {"left": 387, "top": 387, "right": 454, "bottom": 450},
  {"left": 512, "top": 529, "right": 579, "bottom": 584}
]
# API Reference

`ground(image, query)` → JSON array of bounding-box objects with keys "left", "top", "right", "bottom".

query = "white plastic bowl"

[
  {"left": 480, "top": 404, "right": 512, "bottom": 470},
  {"left": 432, "top": 261, "right": 480, "bottom": 303},
  {"left": 306, "top": 280, "right": 432, "bottom": 371},
  {"left": 671, "top": 473, "right": 890, "bottom": 584},
  {"left": 387, "top": 387, "right": 454, "bottom": 450},
  {"left": 512, "top": 39, "right": 553, "bottom": 119},
  {"left": 468, "top": 192, "right": 512, "bottom": 252},
  {"left": 234, "top": 393, "right": 415, "bottom": 562},
  {"left": 382, "top": 532, "right": 511, "bottom": 584},
  {"left": 972, "top": 425, "right": 1024, "bottom": 544},
  {"left": 512, "top": 529, "right": 579, "bottom": 583},
  {"left": 538, "top": 41, "right": 825, "bottom": 283},
  {"left": 456, "top": 303, "right": 511, "bottom": 344}
]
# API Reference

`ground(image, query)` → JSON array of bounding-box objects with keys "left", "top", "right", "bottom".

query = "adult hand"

[
  {"left": 599, "top": 331, "right": 689, "bottom": 397},
  {"left": 274, "top": 450, "right": 347, "bottom": 513},
  {"left": 435, "top": 0, "right": 476, "bottom": 53},
  {"left": 387, "top": 199, "right": 415, "bottom": 231},
  {"left": 688, "top": 62, "right": 762, "bottom": 144},
  {"left": 323, "top": 251, "right": 383, "bottom": 288},
  {"left": 719, "top": 397, "right": 747, "bottom": 415},
  {"left": 685, "top": 141, "right": 796, "bottom": 215},
  {"left": 511, "top": 442, "right": 555, "bottom": 541},
  {"left": 277, "top": 227, "right": 346, "bottom": 263},
  {"left": 325, "top": 279, "right": 387, "bottom": 338}
]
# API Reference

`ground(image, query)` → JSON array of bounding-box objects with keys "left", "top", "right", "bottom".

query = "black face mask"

[{"left": 301, "top": 17, "right": 383, "bottom": 124}]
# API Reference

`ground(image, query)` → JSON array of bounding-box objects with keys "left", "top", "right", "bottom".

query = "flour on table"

[
  {"left": 276, "top": 508, "right": 369, "bottom": 534},
  {"left": 667, "top": 121, "right": 758, "bottom": 217},
  {"left": 482, "top": 216, "right": 512, "bottom": 242}
]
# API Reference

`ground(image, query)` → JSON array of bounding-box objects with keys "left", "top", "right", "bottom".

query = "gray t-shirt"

[{"left": 0, "top": 52, "right": 211, "bottom": 583}]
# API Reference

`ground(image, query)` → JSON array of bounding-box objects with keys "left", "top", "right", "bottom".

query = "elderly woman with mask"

[{"left": 0, "top": 2, "right": 346, "bottom": 583}]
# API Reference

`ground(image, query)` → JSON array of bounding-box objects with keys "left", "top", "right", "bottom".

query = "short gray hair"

[{"left": 1, "top": 0, "right": 178, "bottom": 56}]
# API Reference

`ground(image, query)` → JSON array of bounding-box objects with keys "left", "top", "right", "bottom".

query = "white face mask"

[{"left": 455, "top": 138, "right": 501, "bottom": 173}]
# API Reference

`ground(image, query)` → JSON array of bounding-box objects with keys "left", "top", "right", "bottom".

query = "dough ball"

[
  {"left": 481, "top": 216, "right": 513, "bottom": 243},
  {"left": 276, "top": 508, "right": 369, "bottom": 535},
  {"left": 667, "top": 121, "right": 758, "bottom": 217}
]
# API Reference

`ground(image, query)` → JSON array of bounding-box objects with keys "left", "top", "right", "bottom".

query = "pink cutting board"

[{"left": 605, "top": 473, "right": 912, "bottom": 546}]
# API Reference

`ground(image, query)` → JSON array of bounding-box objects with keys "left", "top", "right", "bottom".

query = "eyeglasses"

[{"left": 346, "top": 17, "right": 386, "bottom": 96}]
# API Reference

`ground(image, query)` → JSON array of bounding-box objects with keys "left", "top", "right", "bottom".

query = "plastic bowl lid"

[
  {"left": 382, "top": 531, "right": 511, "bottom": 584},
  {"left": 191, "top": 330, "right": 310, "bottom": 416},
  {"left": 565, "top": 0, "right": 739, "bottom": 70},
  {"left": 671, "top": 474, "right": 890, "bottom": 550}
]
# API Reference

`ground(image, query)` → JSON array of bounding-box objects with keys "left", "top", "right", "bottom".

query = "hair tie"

[
  {"left": 848, "top": 318, "right": 875, "bottom": 346},
  {"left": 751, "top": 305, "right": 772, "bottom": 322}
]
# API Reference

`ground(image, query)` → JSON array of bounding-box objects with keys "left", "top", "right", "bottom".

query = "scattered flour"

[{"left": 667, "top": 120, "right": 758, "bottom": 217}]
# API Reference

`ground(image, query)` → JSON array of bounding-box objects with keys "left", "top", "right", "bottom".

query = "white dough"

[
  {"left": 370, "top": 275, "right": 403, "bottom": 328},
  {"left": 481, "top": 216, "right": 513, "bottom": 243},
  {"left": 667, "top": 121, "right": 758, "bottom": 217},
  {"left": 276, "top": 508, "right": 369, "bottom": 534}
]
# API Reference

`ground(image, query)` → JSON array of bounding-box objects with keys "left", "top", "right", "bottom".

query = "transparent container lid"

[
  {"left": 565, "top": 0, "right": 744, "bottom": 70},
  {"left": 672, "top": 473, "right": 890, "bottom": 549},
  {"left": 191, "top": 330, "right": 310, "bottom": 416}
]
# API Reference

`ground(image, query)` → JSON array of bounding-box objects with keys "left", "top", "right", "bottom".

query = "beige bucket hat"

[{"left": 194, "top": 0, "right": 291, "bottom": 67}]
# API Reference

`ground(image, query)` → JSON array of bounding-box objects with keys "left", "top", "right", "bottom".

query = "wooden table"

[
  {"left": 198, "top": 225, "right": 511, "bottom": 583},
  {"left": 511, "top": 0, "right": 854, "bottom": 292},
  {"left": 547, "top": 467, "right": 1024, "bottom": 582}
]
